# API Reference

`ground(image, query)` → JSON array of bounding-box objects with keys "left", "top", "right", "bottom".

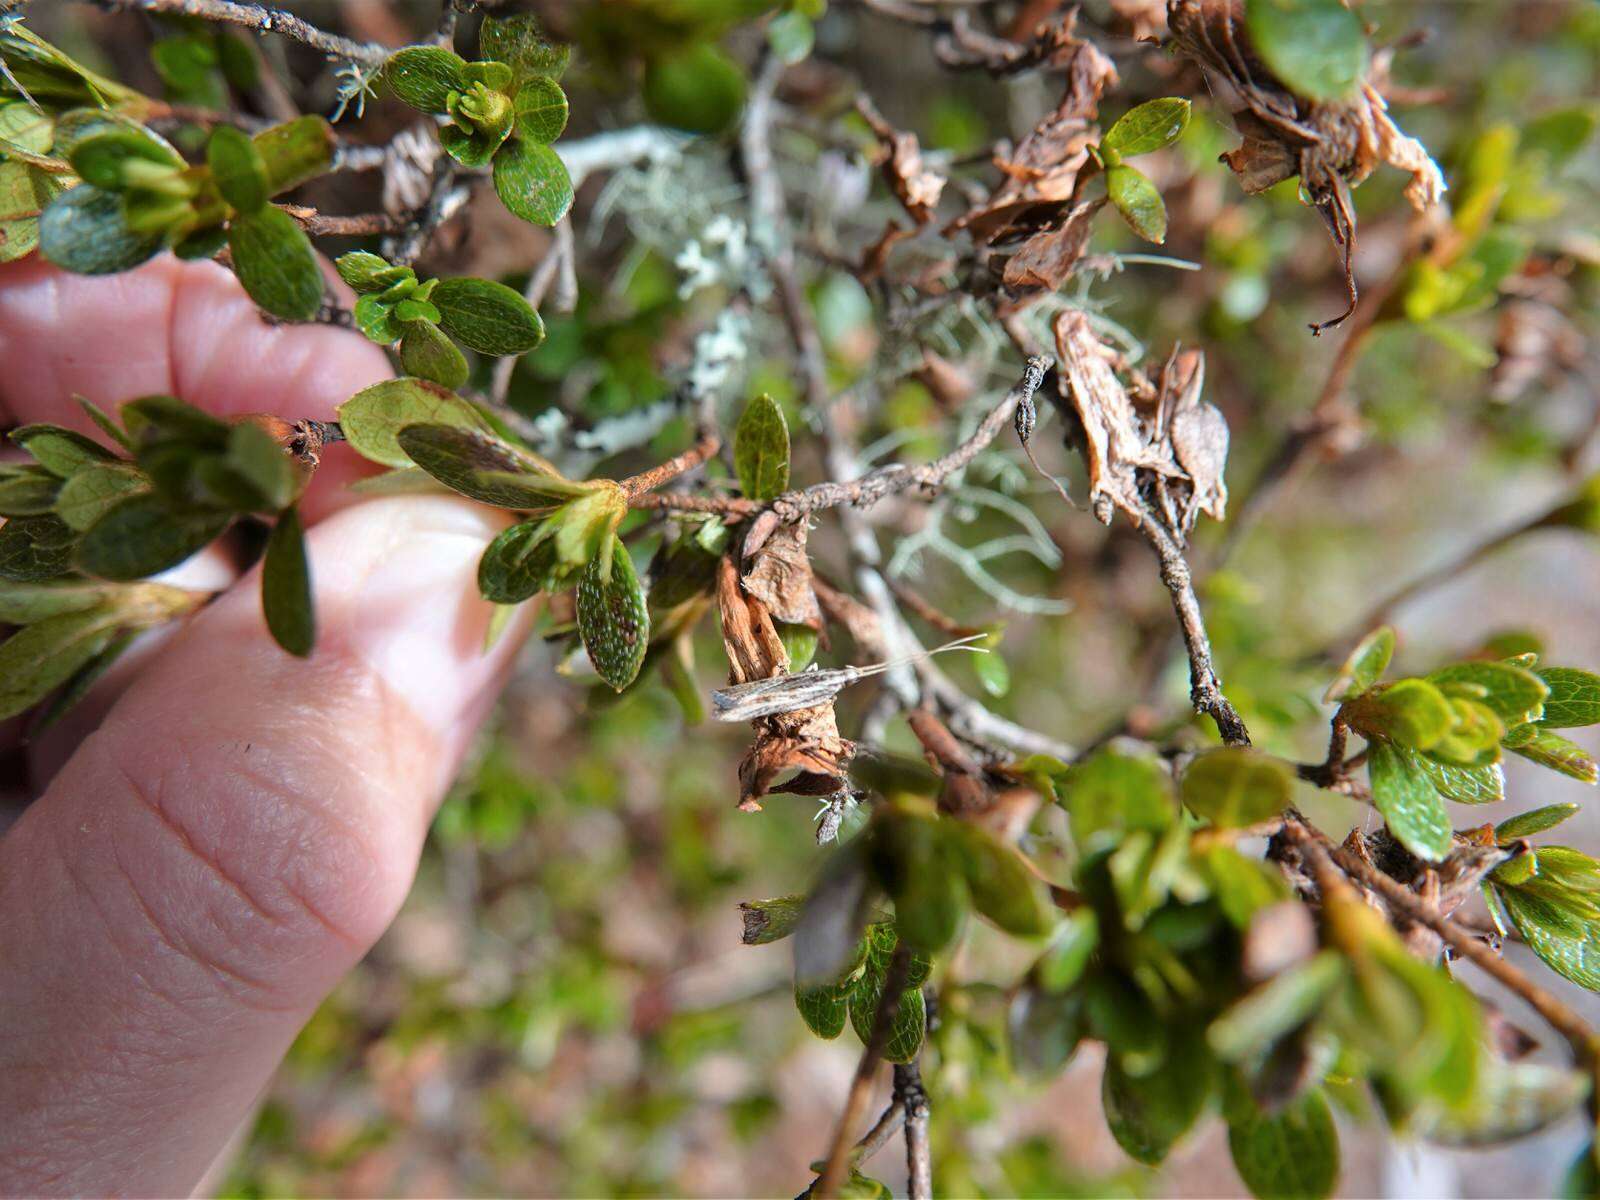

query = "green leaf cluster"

[
  {"left": 1093, "top": 97, "right": 1190, "bottom": 244},
  {"left": 1, "top": 398, "right": 317, "bottom": 657},
  {"left": 338, "top": 380, "right": 647, "bottom": 689},
  {"left": 38, "top": 112, "right": 334, "bottom": 318},
  {"left": 383, "top": 15, "right": 572, "bottom": 226},
  {"left": 336, "top": 251, "right": 545, "bottom": 388},
  {"left": 781, "top": 917, "right": 931, "bottom": 1065},
  {"left": 1330, "top": 629, "right": 1600, "bottom": 862},
  {"left": 0, "top": 575, "right": 203, "bottom": 721}
]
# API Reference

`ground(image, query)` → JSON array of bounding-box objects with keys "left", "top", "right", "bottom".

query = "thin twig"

[
  {"left": 794, "top": 1101, "right": 907, "bottom": 1200},
  {"left": 894, "top": 1060, "right": 932, "bottom": 1200},
  {"left": 100, "top": 0, "right": 389, "bottom": 67},
  {"left": 742, "top": 357, "right": 1052, "bottom": 555},
  {"left": 620, "top": 435, "right": 721, "bottom": 499},
  {"left": 491, "top": 219, "right": 572, "bottom": 406},
  {"left": 277, "top": 204, "right": 405, "bottom": 237},
  {"left": 1136, "top": 516, "right": 1251, "bottom": 746},
  {"left": 816, "top": 944, "right": 913, "bottom": 1199}
]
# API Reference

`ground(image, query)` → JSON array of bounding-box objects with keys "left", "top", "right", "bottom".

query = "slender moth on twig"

[{"left": 710, "top": 636, "right": 989, "bottom": 722}]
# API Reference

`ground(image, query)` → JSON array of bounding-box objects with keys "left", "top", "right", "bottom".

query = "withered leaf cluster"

[
  {"left": 946, "top": 9, "right": 1119, "bottom": 301},
  {"left": 717, "top": 553, "right": 850, "bottom": 811},
  {"left": 1053, "top": 310, "right": 1229, "bottom": 538},
  {"left": 1167, "top": 0, "right": 1446, "bottom": 332}
]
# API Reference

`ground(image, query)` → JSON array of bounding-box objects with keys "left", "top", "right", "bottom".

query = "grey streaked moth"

[{"left": 710, "top": 635, "right": 989, "bottom": 722}]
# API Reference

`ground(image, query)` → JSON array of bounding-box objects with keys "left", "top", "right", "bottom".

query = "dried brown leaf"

[{"left": 741, "top": 520, "right": 823, "bottom": 630}]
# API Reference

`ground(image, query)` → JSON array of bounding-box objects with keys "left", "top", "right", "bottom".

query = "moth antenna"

[{"left": 855, "top": 633, "right": 990, "bottom": 678}]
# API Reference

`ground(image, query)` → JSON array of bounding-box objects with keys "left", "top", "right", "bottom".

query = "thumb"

[{"left": 0, "top": 495, "right": 528, "bottom": 1198}]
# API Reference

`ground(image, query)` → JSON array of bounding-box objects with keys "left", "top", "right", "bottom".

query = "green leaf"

[
  {"left": 1102, "top": 1051, "right": 1213, "bottom": 1166},
  {"left": 335, "top": 251, "right": 393, "bottom": 293},
  {"left": 1496, "top": 804, "right": 1581, "bottom": 843},
  {"left": 776, "top": 621, "right": 818, "bottom": 671},
  {"left": 39, "top": 184, "right": 163, "bottom": 275},
  {"left": 53, "top": 462, "right": 148, "bottom": 531},
  {"left": 768, "top": 10, "right": 815, "bottom": 64},
  {"left": 734, "top": 393, "right": 790, "bottom": 501},
  {"left": 1510, "top": 727, "right": 1600, "bottom": 784},
  {"left": 432, "top": 276, "right": 545, "bottom": 356},
  {"left": 642, "top": 43, "right": 746, "bottom": 134},
  {"left": 1416, "top": 755, "right": 1504, "bottom": 804},
  {"left": 440, "top": 119, "right": 507, "bottom": 169},
  {"left": 1059, "top": 749, "right": 1174, "bottom": 853},
  {"left": 1007, "top": 987, "right": 1086, "bottom": 1077},
  {"left": 337, "top": 378, "right": 493, "bottom": 469},
  {"left": 251, "top": 115, "right": 335, "bottom": 196},
  {"left": 0, "top": 514, "right": 76, "bottom": 582},
  {"left": 1245, "top": 0, "right": 1367, "bottom": 102},
  {"left": 1204, "top": 845, "right": 1291, "bottom": 927},
  {"left": 11, "top": 423, "right": 116, "bottom": 478},
  {"left": 1181, "top": 748, "right": 1292, "bottom": 828},
  {"left": 492, "top": 137, "right": 573, "bottom": 227},
  {"left": 952, "top": 822, "right": 1054, "bottom": 938},
  {"left": 397, "top": 424, "right": 595, "bottom": 510},
  {"left": 1324, "top": 626, "right": 1394, "bottom": 701},
  {"left": 0, "top": 466, "right": 62, "bottom": 515},
  {"left": 871, "top": 807, "right": 967, "bottom": 954},
  {"left": 1429, "top": 696, "right": 1505, "bottom": 766},
  {"left": 973, "top": 646, "right": 1010, "bottom": 697},
  {"left": 384, "top": 46, "right": 468, "bottom": 112},
  {"left": 260, "top": 505, "right": 313, "bottom": 657},
  {"left": 1429, "top": 660, "right": 1548, "bottom": 725},
  {"left": 0, "top": 578, "right": 112, "bottom": 624},
  {"left": 227, "top": 205, "right": 322, "bottom": 321},
  {"left": 1367, "top": 741, "right": 1451, "bottom": 863},
  {"left": 478, "top": 13, "right": 570, "bottom": 82},
  {"left": 795, "top": 981, "right": 849, "bottom": 1039},
  {"left": 1102, "top": 98, "right": 1191, "bottom": 158},
  {"left": 576, "top": 535, "right": 650, "bottom": 691},
  {"left": 1209, "top": 951, "right": 1345, "bottom": 1062},
  {"left": 1561, "top": 1143, "right": 1600, "bottom": 1200},
  {"left": 512, "top": 75, "right": 568, "bottom": 144},
  {"left": 400, "top": 320, "right": 470, "bottom": 389},
  {"left": 740, "top": 895, "right": 804, "bottom": 945},
  {"left": 1426, "top": 1060, "right": 1590, "bottom": 1146},
  {"left": 75, "top": 493, "right": 229, "bottom": 580},
  {"left": 847, "top": 969, "right": 926, "bottom": 1063},
  {"left": 1106, "top": 163, "right": 1167, "bottom": 243},
  {"left": 1034, "top": 908, "right": 1098, "bottom": 993},
  {"left": 1536, "top": 667, "right": 1600, "bottom": 728},
  {"left": 59, "top": 115, "right": 183, "bottom": 191},
  {"left": 1344, "top": 677, "right": 1454, "bottom": 750},
  {"left": 1227, "top": 1089, "right": 1340, "bottom": 1200},
  {"left": 1498, "top": 884, "right": 1600, "bottom": 991},
  {"left": 222, "top": 419, "right": 297, "bottom": 512},
  {"left": 0, "top": 606, "right": 120, "bottom": 720},
  {"left": 206, "top": 124, "right": 269, "bottom": 212},
  {"left": 477, "top": 518, "right": 566, "bottom": 603}
]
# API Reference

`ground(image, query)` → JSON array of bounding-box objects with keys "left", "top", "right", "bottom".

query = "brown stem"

[
  {"left": 100, "top": 0, "right": 390, "bottom": 67},
  {"left": 1283, "top": 818, "right": 1598, "bottom": 1064},
  {"left": 620, "top": 435, "right": 721, "bottom": 499},
  {"left": 277, "top": 205, "right": 405, "bottom": 237},
  {"left": 815, "top": 944, "right": 912, "bottom": 1199}
]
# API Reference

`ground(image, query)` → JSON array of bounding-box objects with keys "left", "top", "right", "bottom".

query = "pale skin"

[{"left": 0, "top": 254, "right": 532, "bottom": 1197}]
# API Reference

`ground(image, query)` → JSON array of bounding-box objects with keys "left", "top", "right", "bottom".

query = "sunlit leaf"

[
  {"left": 576, "top": 535, "right": 649, "bottom": 691},
  {"left": 337, "top": 378, "right": 493, "bottom": 469},
  {"left": 1107, "top": 163, "right": 1167, "bottom": 243},
  {"left": 734, "top": 393, "right": 790, "bottom": 501},
  {"left": 1367, "top": 741, "right": 1451, "bottom": 862},
  {"left": 1324, "top": 626, "right": 1394, "bottom": 702},
  {"left": 1102, "top": 98, "right": 1191, "bottom": 158},
  {"left": 432, "top": 276, "right": 544, "bottom": 356},
  {"left": 492, "top": 136, "right": 573, "bottom": 226}
]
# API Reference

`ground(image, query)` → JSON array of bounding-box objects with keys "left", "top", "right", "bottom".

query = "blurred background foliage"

[{"left": 23, "top": 0, "right": 1599, "bottom": 1194}]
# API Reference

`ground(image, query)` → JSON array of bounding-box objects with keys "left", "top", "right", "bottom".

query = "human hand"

[{"left": 0, "top": 255, "right": 530, "bottom": 1197}]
